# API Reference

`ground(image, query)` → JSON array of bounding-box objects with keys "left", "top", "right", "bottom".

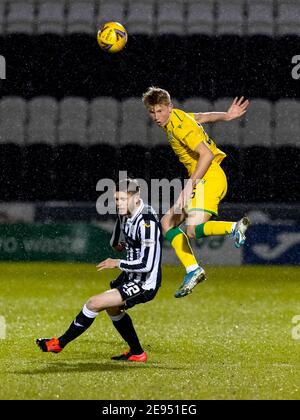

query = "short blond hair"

[{"left": 142, "top": 87, "right": 171, "bottom": 108}]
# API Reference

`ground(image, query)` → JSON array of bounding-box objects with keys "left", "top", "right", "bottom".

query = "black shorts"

[{"left": 110, "top": 272, "right": 160, "bottom": 309}]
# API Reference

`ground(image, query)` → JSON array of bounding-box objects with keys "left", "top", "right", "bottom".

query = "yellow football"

[{"left": 97, "top": 22, "right": 128, "bottom": 53}]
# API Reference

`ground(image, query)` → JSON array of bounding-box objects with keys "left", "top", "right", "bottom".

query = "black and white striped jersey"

[{"left": 110, "top": 200, "right": 162, "bottom": 290}]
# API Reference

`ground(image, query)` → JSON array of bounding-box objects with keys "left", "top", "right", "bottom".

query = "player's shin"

[
  {"left": 58, "top": 304, "right": 98, "bottom": 348},
  {"left": 165, "top": 226, "right": 198, "bottom": 272},
  {"left": 109, "top": 312, "right": 143, "bottom": 355}
]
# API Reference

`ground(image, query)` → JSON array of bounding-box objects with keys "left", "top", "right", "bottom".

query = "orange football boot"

[
  {"left": 111, "top": 350, "right": 147, "bottom": 362},
  {"left": 36, "top": 337, "right": 63, "bottom": 353}
]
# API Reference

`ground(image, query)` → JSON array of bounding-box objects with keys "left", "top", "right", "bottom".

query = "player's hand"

[
  {"left": 174, "top": 191, "right": 185, "bottom": 213},
  {"left": 114, "top": 242, "right": 125, "bottom": 252},
  {"left": 96, "top": 258, "right": 120, "bottom": 271},
  {"left": 226, "top": 97, "right": 249, "bottom": 121},
  {"left": 174, "top": 185, "right": 193, "bottom": 213}
]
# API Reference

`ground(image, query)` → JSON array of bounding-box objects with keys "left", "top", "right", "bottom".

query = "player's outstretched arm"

[
  {"left": 194, "top": 96, "right": 250, "bottom": 124},
  {"left": 96, "top": 258, "right": 120, "bottom": 271}
]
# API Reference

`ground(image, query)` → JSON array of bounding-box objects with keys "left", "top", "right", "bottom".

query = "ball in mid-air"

[{"left": 97, "top": 22, "right": 128, "bottom": 53}]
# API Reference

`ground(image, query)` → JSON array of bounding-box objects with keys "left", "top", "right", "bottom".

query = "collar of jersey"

[
  {"left": 165, "top": 109, "right": 175, "bottom": 130},
  {"left": 127, "top": 199, "right": 144, "bottom": 223}
]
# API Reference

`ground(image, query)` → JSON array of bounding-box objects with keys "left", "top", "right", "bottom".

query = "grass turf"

[{"left": 0, "top": 262, "right": 299, "bottom": 400}]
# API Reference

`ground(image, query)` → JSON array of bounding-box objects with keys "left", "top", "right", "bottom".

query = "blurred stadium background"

[
  {"left": 0, "top": 0, "right": 299, "bottom": 401},
  {"left": 0, "top": 0, "right": 299, "bottom": 266}
]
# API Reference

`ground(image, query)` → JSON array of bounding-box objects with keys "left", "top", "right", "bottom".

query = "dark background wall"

[
  {"left": 1, "top": 34, "right": 300, "bottom": 99},
  {"left": 0, "top": 34, "right": 299, "bottom": 204}
]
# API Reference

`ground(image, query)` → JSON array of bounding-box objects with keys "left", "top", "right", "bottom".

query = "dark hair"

[{"left": 116, "top": 178, "right": 140, "bottom": 194}]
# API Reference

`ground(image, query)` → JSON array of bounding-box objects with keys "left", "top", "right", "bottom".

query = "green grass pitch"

[{"left": 0, "top": 262, "right": 299, "bottom": 400}]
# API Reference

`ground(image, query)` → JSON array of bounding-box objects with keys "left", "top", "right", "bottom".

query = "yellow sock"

[
  {"left": 165, "top": 227, "right": 198, "bottom": 270},
  {"left": 196, "top": 221, "right": 235, "bottom": 238}
]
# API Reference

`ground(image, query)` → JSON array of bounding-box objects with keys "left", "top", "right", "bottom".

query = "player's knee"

[
  {"left": 186, "top": 226, "right": 196, "bottom": 239},
  {"left": 106, "top": 307, "right": 122, "bottom": 317},
  {"left": 86, "top": 295, "right": 103, "bottom": 312}
]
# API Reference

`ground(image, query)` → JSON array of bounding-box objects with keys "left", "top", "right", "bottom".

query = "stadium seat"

[
  {"left": 56, "top": 97, "right": 89, "bottom": 198},
  {"left": 85, "top": 144, "right": 118, "bottom": 201},
  {"left": 183, "top": 97, "right": 212, "bottom": 113},
  {"left": 242, "top": 99, "right": 273, "bottom": 146},
  {"left": 27, "top": 97, "right": 58, "bottom": 145},
  {"left": 277, "top": 0, "right": 300, "bottom": 36},
  {"left": 23, "top": 144, "right": 57, "bottom": 201},
  {"left": 58, "top": 97, "right": 88, "bottom": 145},
  {"left": 149, "top": 123, "right": 167, "bottom": 147},
  {"left": 119, "top": 97, "right": 151, "bottom": 182},
  {"left": 0, "top": 97, "right": 26, "bottom": 144},
  {"left": 24, "top": 96, "right": 58, "bottom": 199},
  {"left": 0, "top": 2, "right": 5, "bottom": 35},
  {"left": 182, "top": 97, "right": 213, "bottom": 137},
  {"left": 186, "top": 0, "right": 214, "bottom": 35},
  {"left": 126, "top": 0, "right": 154, "bottom": 35},
  {"left": 66, "top": 1, "right": 95, "bottom": 34},
  {"left": 119, "top": 145, "right": 150, "bottom": 181},
  {"left": 271, "top": 146, "right": 300, "bottom": 202},
  {"left": 86, "top": 144, "right": 118, "bottom": 180},
  {"left": 217, "top": 144, "right": 242, "bottom": 202},
  {"left": 246, "top": 0, "right": 274, "bottom": 35},
  {"left": 157, "top": 1, "right": 184, "bottom": 35},
  {"left": 274, "top": 100, "right": 300, "bottom": 147},
  {"left": 149, "top": 145, "right": 186, "bottom": 182},
  {"left": 240, "top": 146, "right": 271, "bottom": 202},
  {"left": 97, "top": 0, "right": 126, "bottom": 27},
  {"left": 120, "top": 98, "right": 149, "bottom": 146},
  {"left": 89, "top": 97, "right": 119, "bottom": 146},
  {"left": 0, "top": 97, "right": 26, "bottom": 199},
  {"left": 54, "top": 144, "right": 89, "bottom": 200},
  {"left": 6, "top": 2, "right": 35, "bottom": 34},
  {"left": 216, "top": 0, "right": 245, "bottom": 35},
  {"left": 37, "top": 1, "right": 65, "bottom": 34},
  {"left": 211, "top": 98, "right": 242, "bottom": 146},
  {"left": 0, "top": 144, "right": 25, "bottom": 200}
]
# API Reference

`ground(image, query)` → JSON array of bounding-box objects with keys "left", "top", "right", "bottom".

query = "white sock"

[
  {"left": 108, "top": 312, "right": 126, "bottom": 322},
  {"left": 231, "top": 222, "right": 237, "bottom": 234},
  {"left": 186, "top": 264, "right": 199, "bottom": 274},
  {"left": 82, "top": 304, "right": 98, "bottom": 318}
]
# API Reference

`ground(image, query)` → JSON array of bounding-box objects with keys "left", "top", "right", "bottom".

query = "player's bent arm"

[
  {"left": 176, "top": 142, "right": 214, "bottom": 209},
  {"left": 190, "top": 141, "right": 214, "bottom": 187}
]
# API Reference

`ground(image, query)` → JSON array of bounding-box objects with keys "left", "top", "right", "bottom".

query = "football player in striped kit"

[{"left": 36, "top": 179, "right": 162, "bottom": 362}]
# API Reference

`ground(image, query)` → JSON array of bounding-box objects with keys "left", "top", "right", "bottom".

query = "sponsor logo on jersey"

[{"left": 142, "top": 239, "right": 156, "bottom": 247}]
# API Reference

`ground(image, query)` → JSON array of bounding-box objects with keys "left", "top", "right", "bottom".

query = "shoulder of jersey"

[
  {"left": 173, "top": 108, "right": 193, "bottom": 129},
  {"left": 142, "top": 206, "right": 159, "bottom": 224}
]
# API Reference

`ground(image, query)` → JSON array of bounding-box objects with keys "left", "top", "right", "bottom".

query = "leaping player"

[{"left": 143, "top": 87, "right": 250, "bottom": 298}]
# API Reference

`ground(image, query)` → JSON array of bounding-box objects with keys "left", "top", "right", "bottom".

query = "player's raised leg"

[
  {"left": 191, "top": 216, "right": 250, "bottom": 248},
  {"left": 187, "top": 164, "right": 250, "bottom": 247},
  {"left": 172, "top": 210, "right": 211, "bottom": 298},
  {"left": 162, "top": 205, "right": 206, "bottom": 298}
]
